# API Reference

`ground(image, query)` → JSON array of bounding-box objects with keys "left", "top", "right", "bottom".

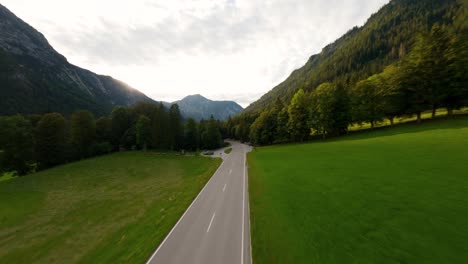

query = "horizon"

[{"left": 2, "top": 0, "right": 389, "bottom": 108}]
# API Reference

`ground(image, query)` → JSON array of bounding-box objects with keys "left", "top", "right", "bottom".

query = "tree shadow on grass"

[{"left": 330, "top": 115, "right": 468, "bottom": 143}]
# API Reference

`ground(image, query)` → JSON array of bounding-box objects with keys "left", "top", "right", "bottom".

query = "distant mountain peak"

[
  {"left": 173, "top": 94, "right": 243, "bottom": 121},
  {"left": 181, "top": 94, "right": 210, "bottom": 102}
]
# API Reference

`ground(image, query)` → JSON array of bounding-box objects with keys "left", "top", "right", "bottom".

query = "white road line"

[
  {"left": 223, "top": 184, "right": 227, "bottom": 192},
  {"left": 207, "top": 213, "right": 216, "bottom": 233},
  {"left": 145, "top": 159, "right": 226, "bottom": 264},
  {"left": 241, "top": 152, "right": 246, "bottom": 264},
  {"left": 229, "top": 169, "right": 232, "bottom": 175}
]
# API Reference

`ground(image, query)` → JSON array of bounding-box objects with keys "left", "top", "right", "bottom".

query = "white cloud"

[{"left": 2, "top": 0, "right": 389, "bottom": 107}]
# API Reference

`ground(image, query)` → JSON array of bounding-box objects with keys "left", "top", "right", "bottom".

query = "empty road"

[{"left": 146, "top": 141, "right": 252, "bottom": 264}]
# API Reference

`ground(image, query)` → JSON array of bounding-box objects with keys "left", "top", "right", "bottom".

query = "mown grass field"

[
  {"left": 0, "top": 152, "right": 220, "bottom": 263},
  {"left": 248, "top": 116, "right": 468, "bottom": 264},
  {"left": 224, "top": 147, "right": 233, "bottom": 154}
]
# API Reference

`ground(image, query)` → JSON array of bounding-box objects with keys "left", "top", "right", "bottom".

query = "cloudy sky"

[{"left": 3, "top": 0, "right": 388, "bottom": 107}]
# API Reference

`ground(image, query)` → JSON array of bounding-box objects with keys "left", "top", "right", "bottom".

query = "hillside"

[
  {"left": 244, "top": 0, "right": 462, "bottom": 114},
  {"left": 0, "top": 4, "right": 156, "bottom": 116},
  {"left": 174, "top": 94, "right": 243, "bottom": 121}
]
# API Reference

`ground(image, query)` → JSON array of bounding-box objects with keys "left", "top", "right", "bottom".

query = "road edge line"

[
  {"left": 246, "top": 156, "right": 253, "bottom": 264},
  {"left": 241, "top": 151, "right": 246, "bottom": 264}
]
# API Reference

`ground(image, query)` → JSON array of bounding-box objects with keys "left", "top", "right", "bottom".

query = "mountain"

[
  {"left": 0, "top": 4, "right": 156, "bottom": 116},
  {"left": 244, "top": 0, "right": 463, "bottom": 114},
  {"left": 173, "top": 94, "right": 243, "bottom": 121}
]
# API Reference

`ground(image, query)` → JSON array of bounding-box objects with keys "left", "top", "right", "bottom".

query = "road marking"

[
  {"left": 223, "top": 183, "right": 227, "bottom": 192},
  {"left": 241, "top": 152, "right": 246, "bottom": 264},
  {"left": 229, "top": 169, "right": 232, "bottom": 175},
  {"left": 145, "top": 159, "right": 226, "bottom": 264},
  {"left": 207, "top": 213, "right": 216, "bottom": 233}
]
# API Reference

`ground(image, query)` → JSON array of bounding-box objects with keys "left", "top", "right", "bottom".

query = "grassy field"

[
  {"left": 0, "top": 152, "right": 220, "bottom": 263},
  {"left": 348, "top": 107, "right": 468, "bottom": 131},
  {"left": 224, "top": 148, "right": 233, "bottom": 154},
  {"left": 0, "top": 172, "right": 15, "bottom": 182},
  {"left": 248, "top": 116, "right": 468, "bottom": 263}
]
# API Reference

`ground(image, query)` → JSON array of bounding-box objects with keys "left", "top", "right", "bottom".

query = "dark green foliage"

[
  {"left": 168, "top": 104, "right": 184, "bottom": 150},
  {"left": 309, "top": 83, "right": 351, "bottom": 137},
  {"left": 133, "top": 101, "right": 156, "bottom": 118},
  {"left": 276, "top": 107, "right": 290, "bottom": 143},
  {"left": 35, "top": 113, "right": 67, "bottom": 168},
  {"left": 245, "top": 0, "right": 459, "bottom": 115},
  {"left": 92, "top": 142, "right": 113, "bottom": 156},
  {"left": 136, "top": 115, "right": 151, "bottom": 150},
  {"left": 70, "top": 110, "right": 96, "bottom": 158},
  {"left": 201, "top": 116, "right": 223, "bottom": 149},
  {"left": 395, "top": 23, "right": 466, "bottom": 122},
  {"left": 120, "top": 126, "right": 136, "bottom": 150},
  {"left": 184, "top": 118, "right": 199, "bottom": 151},
  {"left": 150, "top": 103, "right": 167, "bottom": 149},
  {"left": 228, "top": 0, "right": 467, "bottom": 146},
  {"left": 377, "top": 65, "right": 404, "bottom": 124},
  {"left": 26, "top": 114, "right": 42, "bottom": 128},
  {"left": 0, "top": 101, "right": 225, "bottom": 176},
  {"left": 111, "top": 106, "right": 132, "bottom": 149},
  {"left": 449, "top": 0, "right": 468, "bottom": 108},
  {"left": 249, "top": 110, "right": 278, "bottom": 145},
  {"left": 287, "top": 89, "right": 310, "bottom": 141},
  {"left": 351, "top": 76, "right": 386, "bottom": 127},
  {"left": 0, "top": 115, "right": 34, "bottom": 175},
  {"left": 250, "top": 98, "right": 283, "bottom": 145},
  {"left": 236, "top": 118, "right": 252, "bottom": 143},
  {"left": 96, "top": 117, "right": 112, "bottom": 143}
]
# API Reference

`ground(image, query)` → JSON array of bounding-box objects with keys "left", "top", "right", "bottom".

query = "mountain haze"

[
  {"left": 173, "top": 94, "right": 243, "bottom": 121},
  {"left": 0, "top": 4, "right": 155, "bottom": 116}
]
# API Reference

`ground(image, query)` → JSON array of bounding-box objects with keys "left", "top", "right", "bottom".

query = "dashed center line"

[
  {"left": 207, "top": 213, "right": 216, "bottom": 233},
  {"left": 223, "top": 184, "right": 227, "bottom": 192}
]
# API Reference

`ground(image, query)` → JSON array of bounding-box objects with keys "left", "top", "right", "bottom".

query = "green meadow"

[
  {"left": 248, "top": 116, "right": 468, "bottom": 263},
  {"left": 0, "top": 152, "right": 220, "bottom": 263}
]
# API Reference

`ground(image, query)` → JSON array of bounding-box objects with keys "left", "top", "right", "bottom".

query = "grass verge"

[
  {"left": 224, "top": 148, "right": 233, "bottom": 154},
  {"left": 248, "top": 116, "right": 468, "bottom": 263},
  {"left": 0, "top": 152, "right": 220, "bottom": 263}
]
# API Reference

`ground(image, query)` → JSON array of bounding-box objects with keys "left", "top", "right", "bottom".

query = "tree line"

[
  {"left": 245, "top": 0, "right": 461, "bottom": 114},
  {"left": 0, "top": 102, "right": 224, "bottom": 176},
  {"left": 229, "top": 24, "right": 468, "bottom": 146}
]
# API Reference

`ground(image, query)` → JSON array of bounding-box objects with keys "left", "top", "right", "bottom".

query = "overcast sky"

[{"left": 3, "top": 0, "right": 388, "bottom": 107}]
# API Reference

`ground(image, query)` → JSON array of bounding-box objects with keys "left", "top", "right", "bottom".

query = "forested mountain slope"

[
  {"left": 174, "top": 94, "right": 243, "bottom": 121},
  {"left": 0, "top": 4, "right": 156, "bottom": 116},
  {"left": 244, "top": 0, "right": 463, "bottom": 114}
]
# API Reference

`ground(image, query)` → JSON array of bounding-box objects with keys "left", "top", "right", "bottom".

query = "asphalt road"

[{"left": 146, "top": 141, "right": 252, "bottom": 264}]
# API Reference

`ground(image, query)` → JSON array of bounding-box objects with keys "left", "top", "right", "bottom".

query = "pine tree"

[
  {"left": 287, "top": 89, "right": 310, "bottom": 141},
  {"left": 184, "top": 118, "right": 199, "bottom": 151},
  {"left": 36, "top": 113, "right": 67, "bottom": 168},
  {"left": 169, "top": 104, "right": 183, "bottom": 150},
  {"left": 0, "top": 115, "right": 34, "bottom": 175},
  {"left": 276, "top": 107, "right": 290, "bottom": 143},
  {"left": 70, "top": 110, "right": 96, "bottom": 158},
  {"left": 136, "top": 115, "right": 151, "bottom": 150},
  {"left": 111, "top": 106, "right": 132, "bottom": 149}
]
